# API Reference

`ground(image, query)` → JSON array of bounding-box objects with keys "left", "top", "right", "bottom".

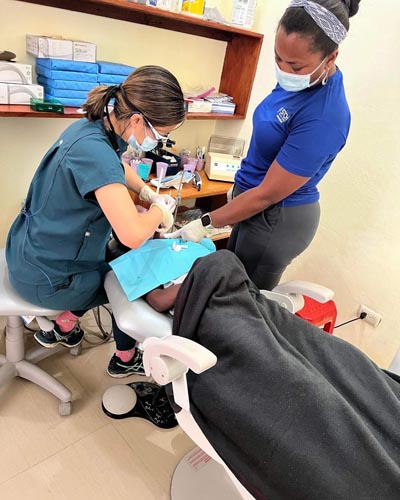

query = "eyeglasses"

[{"left": 143, "top": 117, "right": 170, "bottom": 144}]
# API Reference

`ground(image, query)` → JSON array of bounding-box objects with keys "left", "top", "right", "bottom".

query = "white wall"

[{"left": 1, "top": 0, "right": 399, "bottom": 367}]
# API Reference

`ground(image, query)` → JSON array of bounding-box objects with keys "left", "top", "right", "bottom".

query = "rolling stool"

[{"left": 0, "top": 249, "right": 79, "bottom": 416}]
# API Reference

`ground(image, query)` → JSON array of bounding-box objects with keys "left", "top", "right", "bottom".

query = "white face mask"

[
  {"left": 275, "top": 57, "right": 328, "bottom": 92},
  {"left": 127, "top": 125, "right": 158, "bottom": 152}
]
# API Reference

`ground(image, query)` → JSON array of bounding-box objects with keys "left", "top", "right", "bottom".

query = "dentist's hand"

[
  {"left": 150, "top": 202, "right": 174, "bottom": 234},
  {"left": 139, "top": 185, "right": 176, "bottom": 212},
  {"left": 163, "top": 219, "right": 212, "bottom": 243}
]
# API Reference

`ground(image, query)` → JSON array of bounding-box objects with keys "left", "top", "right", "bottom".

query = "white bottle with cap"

[{"left": 231, "top": 0, "right": 257, "bottom": 29}]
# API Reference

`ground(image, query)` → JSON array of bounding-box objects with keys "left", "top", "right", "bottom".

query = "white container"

[{"left": 231, "top": 0, "right": 257, "bottom": 29}]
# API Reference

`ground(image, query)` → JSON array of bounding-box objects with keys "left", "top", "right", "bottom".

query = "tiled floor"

[{"left": 0, "top": 314, "right": 195, "bottom": 500}]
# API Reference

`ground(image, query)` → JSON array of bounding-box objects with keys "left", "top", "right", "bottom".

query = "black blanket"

[{"left": 172, "top": 250, "right": 400, "bottom": 500}]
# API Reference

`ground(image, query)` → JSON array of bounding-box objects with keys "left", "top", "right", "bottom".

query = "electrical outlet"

[{"left": 358, "top": 304, "right": 382, "bottom": 328}]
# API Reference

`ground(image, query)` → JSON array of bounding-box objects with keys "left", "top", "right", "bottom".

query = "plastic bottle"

[
  {"left": 181, "top": 0, "right": 205, "bottom": 17},
  {"left": 231, "top": 0, "right": 257, "bottom": 29}
]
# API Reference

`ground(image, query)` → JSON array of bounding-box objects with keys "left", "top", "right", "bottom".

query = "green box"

[{"left": 30, "top": 97, "right": 64, "bottom": 114}]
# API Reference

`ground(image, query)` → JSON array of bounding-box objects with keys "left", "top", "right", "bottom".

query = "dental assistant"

[
  {"left": 6, "top": 65, "right": 186, "bottom": 378},
  {"left": 167, "top": 0, "right": 361, "bottom": 291}
]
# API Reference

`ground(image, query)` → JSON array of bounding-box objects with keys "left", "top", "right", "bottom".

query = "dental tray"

[{"left": 150, "top": 171, "right": 194, "bottom": 189}]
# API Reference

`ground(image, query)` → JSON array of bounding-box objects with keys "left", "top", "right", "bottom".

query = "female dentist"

[
  {"left": 6, "top": 65, "right": 186, "bottom": 377},
  {"left": 166, "top": 0, "right": 361, "bottom": 291}
]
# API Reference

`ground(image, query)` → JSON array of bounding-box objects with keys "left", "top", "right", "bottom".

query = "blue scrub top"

[
  {"left": 6, "top": 118, "right": 127, "bottom": 288},
  {"left": 235, "top": 69, "right": 351, "bottom": 207}
]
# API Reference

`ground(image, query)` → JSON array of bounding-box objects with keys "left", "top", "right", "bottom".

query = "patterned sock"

[
  {"left": 55, "top": 311, "right": 80, "bottom": 333},
  {"left": 115, "top": 347, "right": 136, "bottom": 362}
]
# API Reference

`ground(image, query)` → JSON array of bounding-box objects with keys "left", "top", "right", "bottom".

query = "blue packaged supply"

[
  {"left": 109, "top": 239, "right": 215, "bottom": 302},
  {"left": 97, "top": 73, "right": 126, "bottom": 85},
  {"left": 36, "top": 64, "right": 98, "bottom": 82},
  {"left": 36, "top": 58, "right": 98, "bottom": 74},
  {"left": 44, "top": 93, "right": 86, "bottom": 107},
  {"left": 97, "top": 61, "right": 135, "bottom": 76},
  {"left": 44, "top": 87, "right": 89, "bottom": 99},
  {"left": 37, "top": 76, "right": 97, "bottom": 91}
]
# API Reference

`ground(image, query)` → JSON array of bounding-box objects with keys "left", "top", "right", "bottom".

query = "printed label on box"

[
  {"left": 73, "top": 41, "right": 96, "bottom": 63},
  {"left": 0, "top": 62, "right": 32, "bottom": 84},
  {"left": 0, "top": 83, "right": 8, "bottom": 104},
  {"left": 8, "top": 84, "right": 44, "bottom": 104}
]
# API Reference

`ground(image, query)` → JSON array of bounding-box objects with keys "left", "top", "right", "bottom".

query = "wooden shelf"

[
  {"left": 0, "top": 104, "right": 245, "bottom": 120},
  {"left": 17, "top": 0, "right": 264, "bottom": 119}
]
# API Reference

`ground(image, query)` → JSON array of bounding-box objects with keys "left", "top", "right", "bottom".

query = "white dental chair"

[
  {"left": 0, "top": 249, "right": 78, "bottom": 416},
  {"left": 103, "top": 268, "right": 334, "bottom": 499}
]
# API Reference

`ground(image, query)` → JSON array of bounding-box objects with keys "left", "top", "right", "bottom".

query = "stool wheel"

[
  {"left": 69, "top": 344, "right": 82, "bottom": 356},
  {"left": 59, "top": 401, "right": 72, "bottom": 416}
]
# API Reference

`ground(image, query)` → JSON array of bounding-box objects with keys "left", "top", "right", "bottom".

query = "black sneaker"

[
  {"left": 107, "top": 349, "right": 145, "bottom": 378},
  {"left": 34, "top": 322, "right": 84, "bottom": 349}
]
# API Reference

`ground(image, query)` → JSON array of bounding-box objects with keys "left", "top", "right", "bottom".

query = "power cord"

[{"left": 334, "top": 311, "right": 367, "bottom": 329}]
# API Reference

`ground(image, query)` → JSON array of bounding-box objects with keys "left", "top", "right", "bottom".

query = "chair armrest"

[
  {"left": 143, "top": 336, "right": 217, "bottom": 382},
  {"left": 143, "top": 336, "right": 217, "bottom": 412},
  {"left": 273, "top": 280, "right": 334, "bottom": 304}
]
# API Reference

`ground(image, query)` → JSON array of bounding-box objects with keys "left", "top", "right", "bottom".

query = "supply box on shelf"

[
  {"left": 0, "top": 62, "right": 32, "bottom": 84},
  {"left": 0, "top": 83, "right": 43, "bottom": 104},
  {"left": 30, "top": 97, "right": 64, "bottom": 114},
  {"left": 26, "top": 35, "right": 97, "bottom": 62}
]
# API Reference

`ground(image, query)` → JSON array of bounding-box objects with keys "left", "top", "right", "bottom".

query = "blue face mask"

[
  {"left": 275, "top": 57, "right": 328, "bottom": 92},
  {"left": 127, "top": 126, "right": 158, "bottom": 152}
]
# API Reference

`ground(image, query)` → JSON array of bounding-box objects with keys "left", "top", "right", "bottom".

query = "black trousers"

[{"left": 227, "top": 186, "right": 320, "bottom": 291}]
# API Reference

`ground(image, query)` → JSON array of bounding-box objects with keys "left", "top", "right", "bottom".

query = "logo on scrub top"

[{"left": 276, "top": 107, "right": 289, "bottom": 123}]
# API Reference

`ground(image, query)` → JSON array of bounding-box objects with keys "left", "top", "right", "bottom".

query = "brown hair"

[{"left": 82, "top": 65, "right": 186, "bottom": 127}]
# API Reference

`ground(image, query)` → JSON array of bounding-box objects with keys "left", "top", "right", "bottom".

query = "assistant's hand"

[
  {"left": 163, "top": 218, "right": 211, "bottom": 242},
  {"left": 150, "top": 202, "right": 174, "bottom": 233},
  {"left": 139, "top": 185, "right": 176, "bottom": 212}
]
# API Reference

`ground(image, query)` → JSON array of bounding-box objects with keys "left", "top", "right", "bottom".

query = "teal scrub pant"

[{"left": 227, "top": 185, "right": 320, "bottom": 291}]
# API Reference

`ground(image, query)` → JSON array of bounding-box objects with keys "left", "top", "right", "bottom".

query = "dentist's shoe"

[{"left": 34, "top": 322, "right": 84, "bottom": 348}]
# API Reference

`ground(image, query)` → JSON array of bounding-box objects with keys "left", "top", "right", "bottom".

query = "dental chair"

[
  {"left": 103, "top": 267, "right": 335, "bottom": 499},
  {"left": 0, "top": 249, "right": 79, "bottom": 416}
]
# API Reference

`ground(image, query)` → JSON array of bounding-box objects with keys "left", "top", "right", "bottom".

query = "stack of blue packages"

[
  {"left": 97, "top": 61, "right": 135, "bottom": 86},
  {"left": 36, "top": 58, "right": 98, "bottom": 107}
]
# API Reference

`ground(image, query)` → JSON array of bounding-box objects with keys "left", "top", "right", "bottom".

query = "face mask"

[
  {"left": 127, "top": 126, "right": 158, "bottom": 152},
  {"left": 275, "top": 57, "right": 328, "bottom": 92}
]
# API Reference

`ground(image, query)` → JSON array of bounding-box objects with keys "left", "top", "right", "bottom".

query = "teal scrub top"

[{"left": 6, "top": 118, "right": 127, "bottom": 288}]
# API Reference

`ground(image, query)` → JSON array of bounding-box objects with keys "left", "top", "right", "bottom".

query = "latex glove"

[
  {"left": 150, "top": 202, "right": 174, "bottom": 234},
  {"left": 163, "top": 219, "right": 210, "bottom": 243},
  {"left": 227, "top": 185, "right": 234, "bottom": 202},
  {"left": 139, "top": 185, "right": 176, "bottom": 213}
]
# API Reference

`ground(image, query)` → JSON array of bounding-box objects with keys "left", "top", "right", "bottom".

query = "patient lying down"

[{"left": 153, "top": 251, "right": 400, "bottom": 500}]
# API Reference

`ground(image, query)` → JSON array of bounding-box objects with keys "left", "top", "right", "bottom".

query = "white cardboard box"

[
  {"left": 0, "top": 83, "right": 8, "bottom": 104},
  {"left": 26, "top": 35, "right": 96, "bottom": 62},
  {"left": 0, "top": 62, "right": 33, "bottom": 84},
  {"left": 187, "top": 100, "right": 213, "bottom": 113},
  {"left": 8, "top": 84, "right": 44, "bottom": 104}
]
